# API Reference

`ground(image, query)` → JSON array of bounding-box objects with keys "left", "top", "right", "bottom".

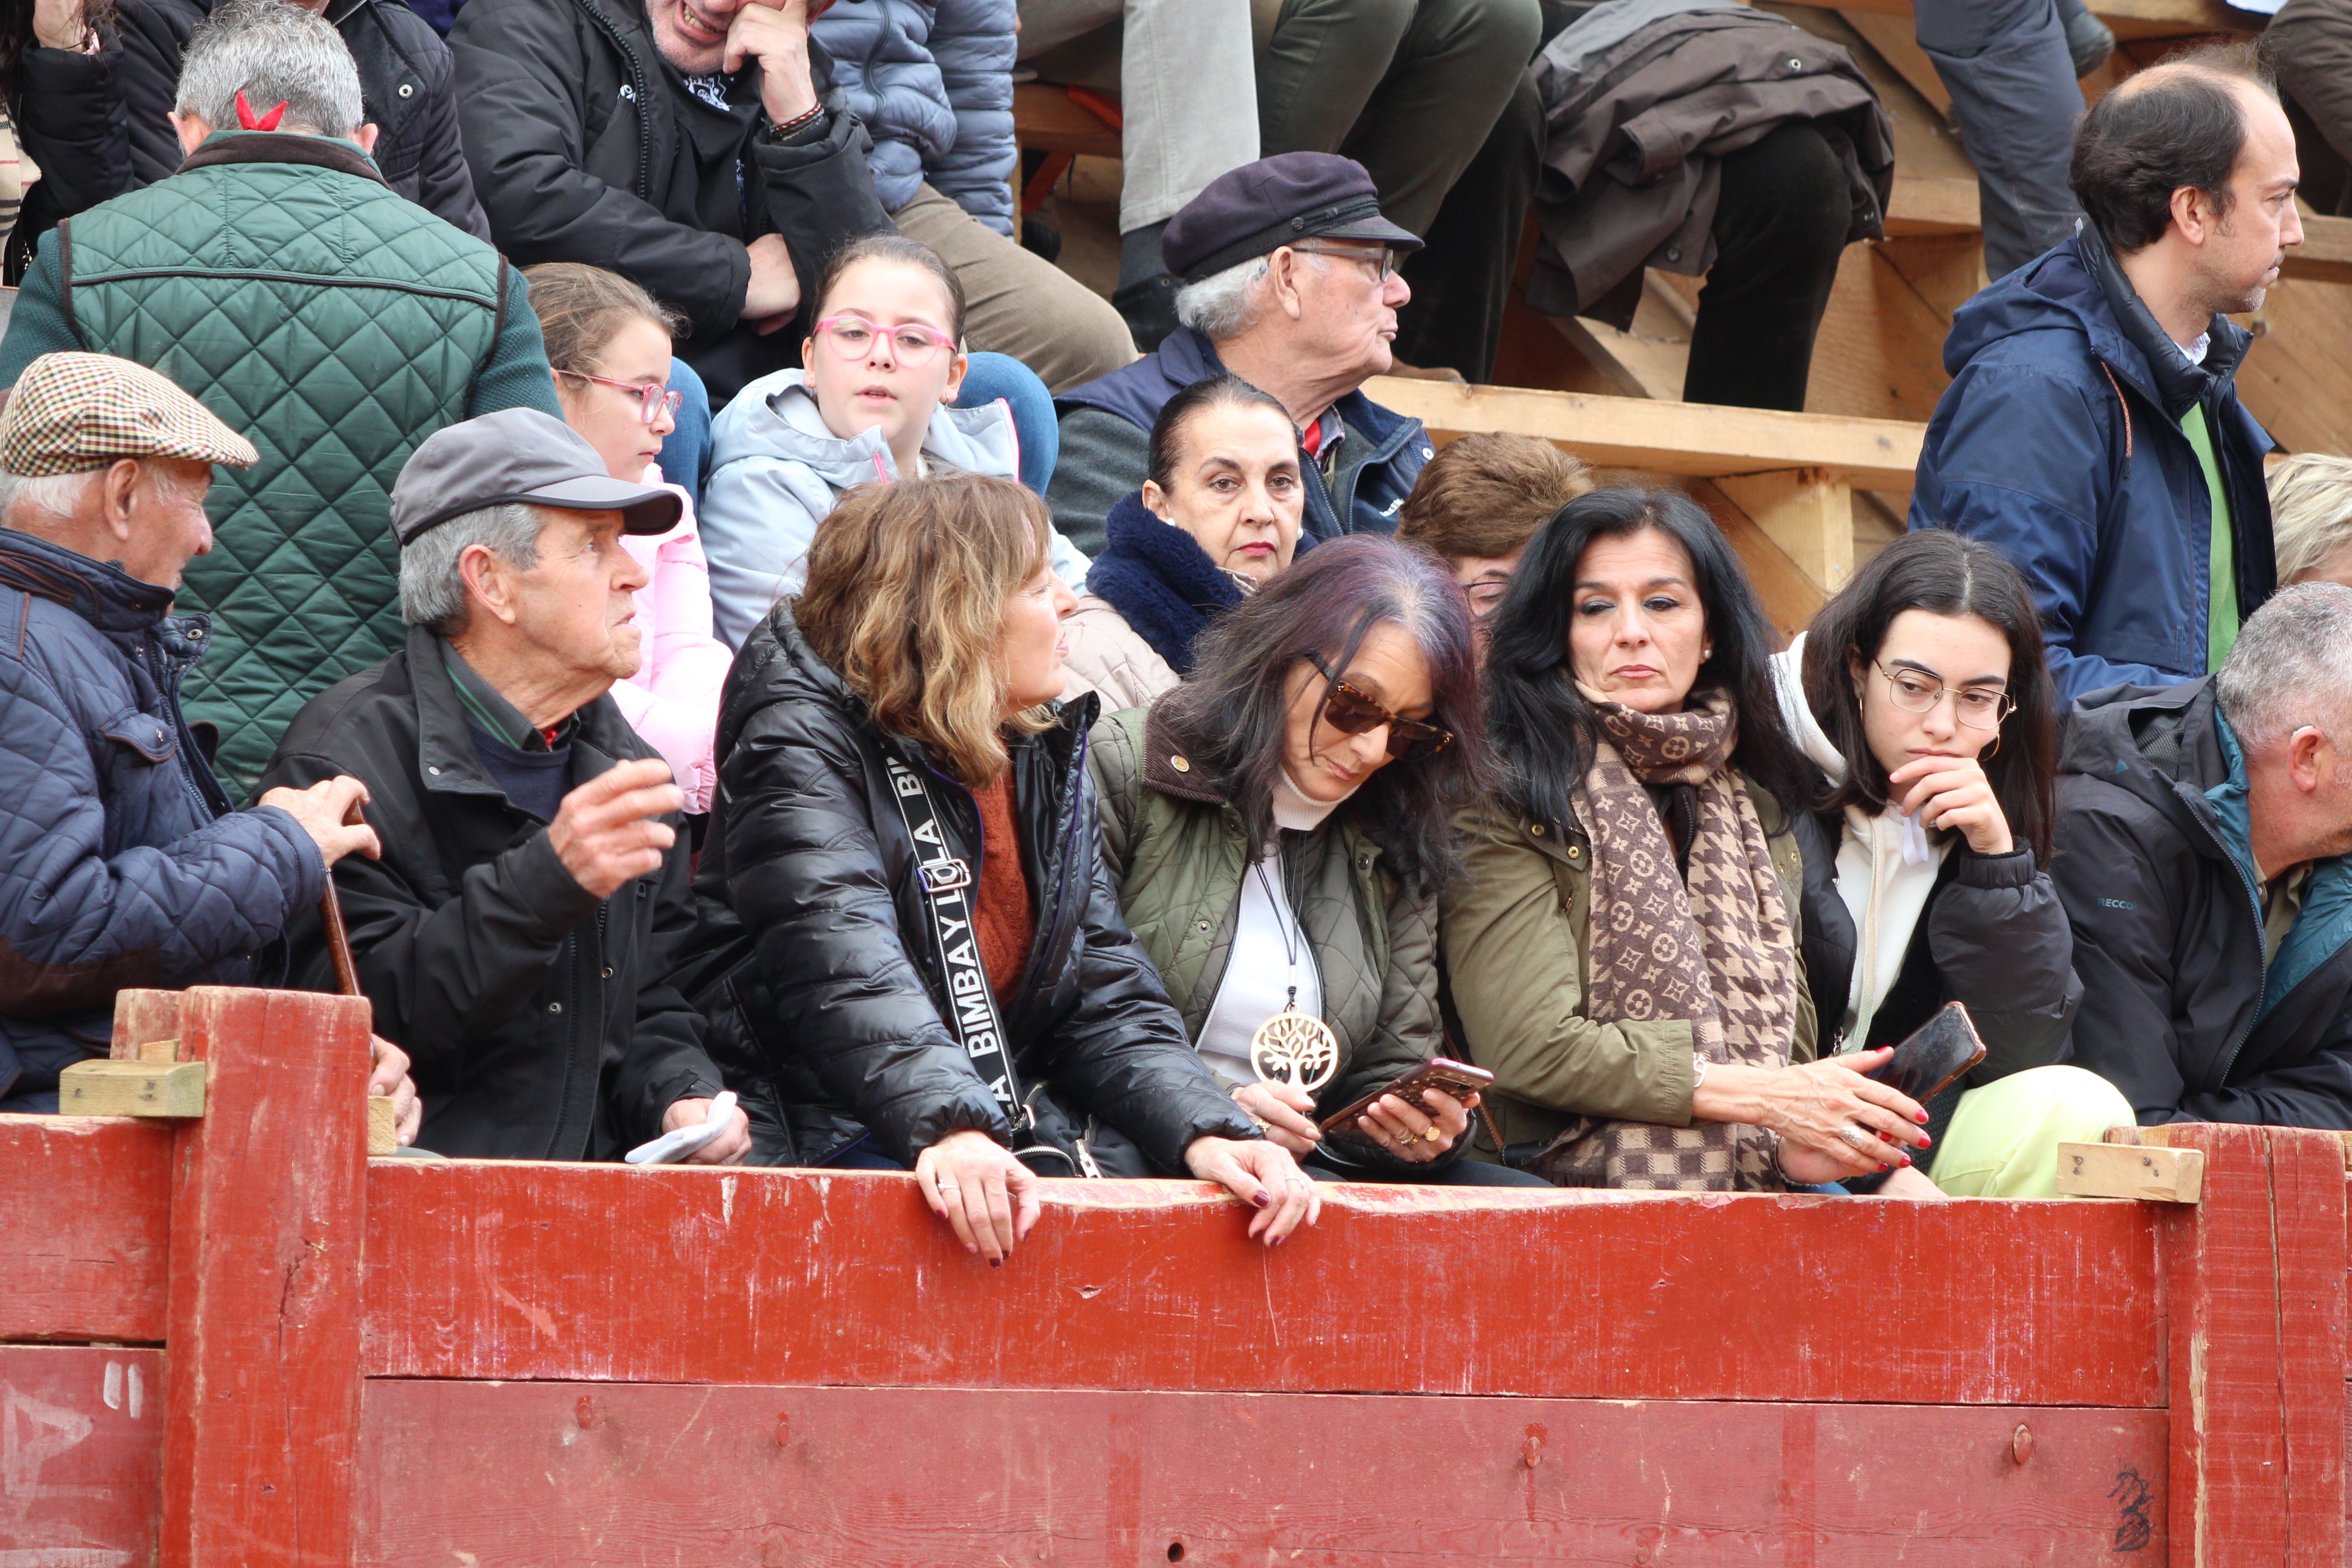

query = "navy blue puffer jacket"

[
  {"left": 811, "top": 0, "right": 1016, "bottom": 234},
  {"left": 0, "top": 529, "right": 324, "bottom": 1110}
]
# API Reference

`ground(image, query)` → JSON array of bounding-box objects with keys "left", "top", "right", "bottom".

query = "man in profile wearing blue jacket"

[{"left": 1910, "top": 45, "right": 2303, "bottom": 705}]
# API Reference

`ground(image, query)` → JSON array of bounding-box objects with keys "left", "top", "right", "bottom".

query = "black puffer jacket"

[
  {"left": 450, "top": 0, "right": 892, "bottom": 404},
  {"left": 2054, "top": 678, "right": 2352, "bottom": 1127},
  {"left": 686, "top": 603, "right": 1260, "bottom": 1169},
  {"left": 258, "top": 627, "right": 723, "bottom": 1160},
  {"left": 1795, "top": 799, "right": 2080, "bottom": 1157},
  {"left": 5, "top": 0, "right": 488, "bottom": 282}
]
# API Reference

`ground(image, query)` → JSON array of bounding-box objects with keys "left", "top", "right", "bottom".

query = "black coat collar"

[{"left": 178, "top": 130, "right": 391, "bottom": 187}]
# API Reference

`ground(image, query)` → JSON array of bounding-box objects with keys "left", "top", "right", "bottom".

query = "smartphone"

[
  {"left": 1318, "top": 1058, "right": 1495, "bottom": 1145},
  {"left": 1863, "top": 1001, "right": 1986, "bottom": 1104}
]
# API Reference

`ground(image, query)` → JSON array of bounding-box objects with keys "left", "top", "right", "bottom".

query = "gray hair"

[
  {"left": 175, "top": 0, "right": 365, "bottom": 138},
  {"left": 0, "top": 468, "right": 103, "bottom": 529},
  {"left": 2215, "top": 582, "right": 2352, "bottom": 747},
  {"left": 1173, "top": 255, "right": 1273, "bottom": 342},
  {"left": 398, "top": 503, "right": 545, "bottom": 634},
  {"left": 2270, "top": 453, "right": 2352, "bottom": 586}
]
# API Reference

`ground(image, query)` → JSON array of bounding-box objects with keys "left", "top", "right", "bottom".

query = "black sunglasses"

[{"left": 1306, "top": 655, "right": 1454, "bottom": 761}]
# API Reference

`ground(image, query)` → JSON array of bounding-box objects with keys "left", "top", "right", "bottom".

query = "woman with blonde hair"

[
  {"left": 526, "top": 261, "right": 732, "bottom": 813},
  {"left": 2269, "top": 453, "right": 2352, "bottom": 589},
  {"left": 689, "top": 473, "right": 1318, "bottom": 1263}
]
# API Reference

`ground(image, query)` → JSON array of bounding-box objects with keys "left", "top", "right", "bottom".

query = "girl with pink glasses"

[
  {"left": 698, "top": 235, "right": 1090, "bottom": 649},
  {"left": 527, "top": 262, "right": 734, "bottom": 815}
]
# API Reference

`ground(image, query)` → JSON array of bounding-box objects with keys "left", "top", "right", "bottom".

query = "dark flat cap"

[
  {"left": 391, "top": 408, "right": 681, "bottom": 545},
  {"left": 1161, "top": 152, "right": 1422, "bottom": 284}
]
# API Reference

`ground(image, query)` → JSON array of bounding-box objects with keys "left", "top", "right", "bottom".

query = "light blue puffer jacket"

[{"left": 810, "top": 0, "right": 1017, "bottom": 235}]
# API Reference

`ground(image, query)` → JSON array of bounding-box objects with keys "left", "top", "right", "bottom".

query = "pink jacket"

[{"left": 611, "top": 468, "right": 733, "bottom": 813}]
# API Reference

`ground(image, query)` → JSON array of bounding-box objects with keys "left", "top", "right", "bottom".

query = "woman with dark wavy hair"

[
  {"left": 1774, "top": 528, "right": 2130, "bottom": 1198},
  {"left": 1088, "top": 536, "right": 1546, "bottom": 1185},
  {"left": 1444, "top": 487, "right": 1934, "bottom": 1191}
]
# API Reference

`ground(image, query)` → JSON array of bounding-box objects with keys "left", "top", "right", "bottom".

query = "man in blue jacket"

[
  {"left": 1047, "top": 153, "right": 1436, "bottom": 557},
  {"left": 1910, "top": 46, "right": 2303, "bottom": 704},
  {"left": 0, "top": 353, "right": 402, "bottom": 1120}
]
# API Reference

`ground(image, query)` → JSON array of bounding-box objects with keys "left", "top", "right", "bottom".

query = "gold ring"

[{"left": 1422, "top": 1125, "right": 1443, "bottom": 1143}]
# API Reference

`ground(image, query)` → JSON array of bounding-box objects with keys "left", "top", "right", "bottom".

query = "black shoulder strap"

[
  {"left": 882, "top": 754, "right": 1026, "bottom": 1122},
  {"left": 56, "top": 217, "right": 77, "bottom": 342}
]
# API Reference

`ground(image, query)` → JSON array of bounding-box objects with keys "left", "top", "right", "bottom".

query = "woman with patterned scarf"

[{"left": 1441, "top": 488, "right": 1935, "bottom": 1190}]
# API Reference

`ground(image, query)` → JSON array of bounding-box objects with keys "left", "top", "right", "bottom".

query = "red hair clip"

[{"left": 234, "top": 90, "right": 288, "bottom": 132}]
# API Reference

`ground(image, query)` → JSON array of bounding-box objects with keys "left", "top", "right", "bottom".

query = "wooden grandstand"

[{"left": 1014, "top": 0, "right": 2352, "bottom": 635}]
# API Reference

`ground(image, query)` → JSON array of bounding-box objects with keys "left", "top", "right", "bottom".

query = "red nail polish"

[
  {"left": 1915, "top": 1111, "right": 1928, "bottom": 1123},
  {"left": 1251, "top": 1191, "right": 1271, "bottom": 1207},
  {"left": 1918, "top": 1135, "right": 1931, "bottom": 1148},
  {"left": 990, "top": 1258, "right": 1001, "bottom": 1268},
  {"left": 1899, "top": 1155, "right": 1913, "bottom": 1168}
]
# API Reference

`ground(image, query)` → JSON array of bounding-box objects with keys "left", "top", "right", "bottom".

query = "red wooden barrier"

[{"left": 0, "top": 985, "right": 2345, "bottom": 1567}]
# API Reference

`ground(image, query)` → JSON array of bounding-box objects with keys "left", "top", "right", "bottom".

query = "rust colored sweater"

[{"left": 970, "top": 773, "right": 1034, "bottom": 1003}]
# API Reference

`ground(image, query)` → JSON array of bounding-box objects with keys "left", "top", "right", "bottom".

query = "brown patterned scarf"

[{"left": 1534, "top": 689, "right": 1799, "bottom": 1191}]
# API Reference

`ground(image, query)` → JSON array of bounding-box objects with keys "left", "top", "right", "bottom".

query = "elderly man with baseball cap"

[
  {"left": 1045, "top": 152, "right": 1438, "bottom": 558},
  {"left": 0, "top": 353, "right": 417, "bottom": 1134},
  {"left": 257, "top": 408, "right": 749, "bottom": 1165}
]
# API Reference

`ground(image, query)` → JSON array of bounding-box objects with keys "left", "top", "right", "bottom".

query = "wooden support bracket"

[
  {"left": 1716, "top": 467, "right": 1854, "bottom": 598},
  {"left": 2056, "top": 1141, "right": 2205, "bottom": 1204},
  {"left": 368, "top": 1095, "right": 399, "bottom": 1156},
  {"left": 59, "top": 1059, "right": 207, "bottom": 1119}
]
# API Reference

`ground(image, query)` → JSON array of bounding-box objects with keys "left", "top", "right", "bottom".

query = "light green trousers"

[{"left": 1931, "top": 1065, "right": 2139, "bottom": 1199}]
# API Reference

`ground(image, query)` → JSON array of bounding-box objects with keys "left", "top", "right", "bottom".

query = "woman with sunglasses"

[
  {"left": 527, "top": 263, "right": 734, "bottom": 814},
  {"left": 698, "top": 235, "right": 1090, "bottom": 649},
  {"left": 1444, "top": 488, "right": 1936, "bottom": 1191},
  {"left": 1087, "top": 537, "right": 1547, "bottom": 1186},
  {"left": 1772, "top": 529, "right": 2132, "bottom": 1197}
]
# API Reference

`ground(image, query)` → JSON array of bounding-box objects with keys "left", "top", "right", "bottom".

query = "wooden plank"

[
  {"left": 1361, "top": 377, "right": 1925, "bottom": 493},
  {"left": 59, "top": 1058, "right": 207, "bottom": 1118},
  {"left": 363, "top": 1162, "right": 2165, "bottom": 1405},
  {"left": 0, "top": 1114, "right": 172, "bottom": 1343},
  {"left": 1718, "top": 467, "right": 1855, "bottom": 596},
  {"left": 0, "top": 1345, "right": 165, "bottom": 1565},
  {"left": 2282, "top": 214, "right": 2352, "bottom": 286},
  {"left": 2154, "top": 1126, "right": 2348, "bottom": 1568},
  {"left": 1827, "top": 0, "right": 2244, "bottom": 41},
  {"left": 108, "top": 986, "right": 181, "bottom": 1059},
  {"left": 358, "top": 1381, "right": 2168, "bottom": 1567},
  {"left": 1840, "top": 7, "right": 1953, "bottom": 116},
  {"left": 160, "top": 986, "right": 375, "bottom": 1568},
  {"left": 1696, "top": 477, "right": 1830, "bottom": 639},
  {"left": 367, "top": 1094, "right": 398, "bottom": 1156},
  {"left": 1011, "top": 82, "right": 1122, "bottom": 160},
  {"left": 2057, "top": 1142, "right": 2205, "bottom": 1203},
  {"left": 1886, "top": 175, "right": 1981, "bottom": 235}
]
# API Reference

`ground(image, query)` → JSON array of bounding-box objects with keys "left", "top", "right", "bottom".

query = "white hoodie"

[{"left": 1770, "top": 633, "right": 1949, "bottom": 1049}]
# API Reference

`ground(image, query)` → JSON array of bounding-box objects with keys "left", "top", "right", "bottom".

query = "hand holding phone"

[
  {"left": 1862, "top": 1002, "right": 1986, "bottom": 1104},
  {"left": 1319, "top": 1058, "right": 1495, "bottom": 1156}
]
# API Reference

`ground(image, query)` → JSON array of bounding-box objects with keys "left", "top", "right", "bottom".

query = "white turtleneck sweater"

[
  {"left": 1770, "top": 633, "right": 1950, "bottom": 1050},
  {"left": 1195, "top": 772, "right": 1346, "bottom": 1085}
]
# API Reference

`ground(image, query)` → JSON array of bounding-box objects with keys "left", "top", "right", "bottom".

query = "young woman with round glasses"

[
  {"left": 526, "top": 262, "right": 733, "bottom": 813},
  {"left": 697, "top": 235, "right": 1091, "bottom": 648},
  {"left": 1772, "top": 528, "right": 2132, "bottom": 1198},
  {"left": 1087, "top": 535, "right": 1548, "bottom": 1186}
]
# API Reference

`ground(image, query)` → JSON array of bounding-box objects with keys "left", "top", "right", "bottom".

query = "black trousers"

[
  {"left": 1391, "top": 70, "right": 1544, "bottom": 383},
  {"left": 1682, "top": 119, "right": 1855, "bottom": 412},
  {"left": 1305, "top": 1151, "right": 1555, "bottom": 1186}
]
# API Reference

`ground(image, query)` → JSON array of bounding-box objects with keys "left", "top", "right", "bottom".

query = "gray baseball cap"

[{"left": 390, "top": 407, "right": 683, "bottom": 545}]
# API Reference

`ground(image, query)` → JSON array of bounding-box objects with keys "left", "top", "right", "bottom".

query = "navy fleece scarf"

[{"left": 1085, "top": 491, "right": 1296, "bottom": 675}]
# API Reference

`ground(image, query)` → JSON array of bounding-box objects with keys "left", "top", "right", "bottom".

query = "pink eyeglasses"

[
  {"left": 555, "top": 369, "right": 683, "bottom": 426},
  {"left": 813, "top": 314, "right": 958, "bottom": 368}
]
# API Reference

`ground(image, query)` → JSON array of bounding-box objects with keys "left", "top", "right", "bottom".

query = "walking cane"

[{"left": 320, "top": 795, "right": 397, "bottom": 1152}]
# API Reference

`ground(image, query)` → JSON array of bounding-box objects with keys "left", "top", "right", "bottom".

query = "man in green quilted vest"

[{"left": 0, "top": 0, "right": 561, "bottom": 796}]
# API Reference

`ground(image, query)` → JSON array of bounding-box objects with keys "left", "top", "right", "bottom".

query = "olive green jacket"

[
  {"left": 1087, "top": 704, "right": 1446, "bottom": 1166},
  {"left": 1439, "top": 774, "right": 1816, "bottom": 1161}
]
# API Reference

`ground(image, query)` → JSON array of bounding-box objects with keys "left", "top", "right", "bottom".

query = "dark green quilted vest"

[{"left": 62, "top": 133, "right": 506, "bottom": 794}]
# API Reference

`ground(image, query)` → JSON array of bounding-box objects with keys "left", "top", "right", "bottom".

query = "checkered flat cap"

[{"left": 0, "top": 353, "right": 259, "bottom": 476}]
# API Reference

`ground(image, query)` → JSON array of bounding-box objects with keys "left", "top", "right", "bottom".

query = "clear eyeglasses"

[{"left": 1874, "top": 662, "right": 2016, "bottom": 730}]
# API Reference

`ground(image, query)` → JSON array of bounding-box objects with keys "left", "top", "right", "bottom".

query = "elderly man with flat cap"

[
  {"left": 258, "top": 408, "right": 749, "bottom": 1164},
  {"left": 1046, "top": 152, "right": 1437, "bottom": 557},
  {"left": 0, "top": 353, "right": 415, "bottom": 1135}
]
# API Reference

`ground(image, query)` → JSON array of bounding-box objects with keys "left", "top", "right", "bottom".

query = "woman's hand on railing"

[
  {"left": 1694, "top": 1046, "right": 1930, "bottom": 1182},
  {"left": 1350, "top": 1088, "right": 1475, "bottom": 1164},
  {"left": 1184, "top": 1135, "right": 1322, "bottom": 1247},
  {"left": 367, "top": 1035, "right": 421, "bottom": 1147},
  {"left": 1231, "top": 1081, "right": 1323, "bottom": 1157},
  {"left": 914, "top": 1128, "right": 1041, "bottom": 1265}
]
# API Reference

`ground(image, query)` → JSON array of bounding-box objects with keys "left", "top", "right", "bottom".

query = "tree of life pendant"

[{"left": 1250, "top": 1006, "right": 1340, "bottom": 1092}]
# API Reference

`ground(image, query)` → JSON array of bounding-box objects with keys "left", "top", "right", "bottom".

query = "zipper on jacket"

[
  {"left": 578, "top": 0, "right": 655, "bottom": 198},
  {"left": 1008, "top": 733, "right": 1087, "bottom": 1025},
  {"left": 2191, "top": 795, "right": 2270, "bottom": 1088}
]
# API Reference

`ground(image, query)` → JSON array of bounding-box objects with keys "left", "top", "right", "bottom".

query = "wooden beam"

[
  {"left": 1717, "top": 468, "right": 1855, "bottom": 597},
  {"left": 1823, "top": 0, "right": 2244, "bottom": 40},
  {"left": 2283, "top": 213, "right": 2352, "bottom": 286},
  {"left": 1364, "top": 377, "right": 1925, "bottom": 494},
  {"left": 1695, "top": 478, "right": 1830, "bottom": 638},
  {"left": 368, "top": 1094, "right": 398, "bottom": 1156},
  {"left": 0, "top": 1115, "right": 172, "bottom": 1343},
  {"left": 2055, "top": 1141, "right": 2205, "bottom": 1203},
  {"left": 1885, "top": 174, "right": 1980, "bottom": 235},
  {"left": 59, "top": 1059, "right": 207, "bottom": 1119},
  {"left": 1010, "top": 82, "right": 1122, "bottom": 160}
]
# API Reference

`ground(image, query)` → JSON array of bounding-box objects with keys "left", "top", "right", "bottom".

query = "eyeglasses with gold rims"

[
  {"left": 553, "top": 369, "right": 682, "bottom": 427},
  {"left": 1306, "top": 655, "right": 1454, "bottom": 760},
  {"left": 1873, "top": 662, "right": 2015, "bottom": 730},
  {"left": 813, "top": 314, "right": 959, "bottom": 368},
  {"left": 1289, "top": 240, "right": 1401, "bottom": 283}
]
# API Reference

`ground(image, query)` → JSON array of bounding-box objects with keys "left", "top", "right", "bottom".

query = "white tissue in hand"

[{"left": 624, "top": 1090, "right": 738, "bottom": 1166}]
